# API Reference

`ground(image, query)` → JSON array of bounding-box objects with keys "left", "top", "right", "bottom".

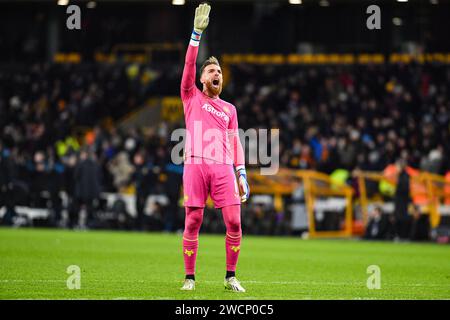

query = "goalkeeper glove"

[
  {"left": 193, "top": 3, "right": 211, "bottom": 34},
  {"left": 236, "top": 165, "right": 250, "bottom": 203}
]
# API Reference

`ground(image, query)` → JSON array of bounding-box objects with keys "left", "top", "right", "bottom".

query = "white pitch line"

[
  {"left": 0, "top": 280, "right": 65, "bottom": 283},
  {"left": 0, "top": 279, "right": 145, "bottom": 283},
  {"left": 193, "top": 280, "right": 450, "bottom": 288},
  {"left": 1, "top": 279, "right": 448, "bottom": 288}
]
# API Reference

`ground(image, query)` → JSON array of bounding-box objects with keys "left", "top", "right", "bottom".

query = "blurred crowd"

[
  {"left": 0, "top": 62, "right": 181, "bottom": 230},
  {"left": 228, "top": 63, "right": 450, "bottom": 175},
  {"left": 1, "top": 61, "right": 449, "bottom": 240}
]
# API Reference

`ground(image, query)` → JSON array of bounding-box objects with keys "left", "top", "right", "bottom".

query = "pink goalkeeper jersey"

[{"left": 181, "top": 44, "right": 244, "bottom": 166}]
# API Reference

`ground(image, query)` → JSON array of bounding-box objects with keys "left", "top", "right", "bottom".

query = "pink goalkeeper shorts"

[{"left": 183, "top": 158, "right": 241, "bottom": 209}]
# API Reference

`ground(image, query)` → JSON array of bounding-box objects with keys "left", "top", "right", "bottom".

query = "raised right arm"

[
  {"left": 180, "top": 3, "right": 211, "bottom": 102},
  {"left": 180, "top": 33, "right": 201, "bottom": 101}
]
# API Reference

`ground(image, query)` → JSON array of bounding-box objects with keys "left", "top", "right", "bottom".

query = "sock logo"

[
  {"left": 184, "top": 249, "right": 194, "bottom": 257},
  {"left": 230, "top": 245, "right": 240, "bottom": 253}
]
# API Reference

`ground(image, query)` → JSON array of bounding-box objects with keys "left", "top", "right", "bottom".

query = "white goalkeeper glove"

[
  {"left": 236, "top": 165, "right": 250, "bottom": 203},
  {"left": 193, "top": 3, "right": 211, "bottom": 34}
]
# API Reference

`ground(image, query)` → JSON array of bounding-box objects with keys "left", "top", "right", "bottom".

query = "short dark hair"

[{"left": 200, "top": 56, "right": 220, "bottom": 75}]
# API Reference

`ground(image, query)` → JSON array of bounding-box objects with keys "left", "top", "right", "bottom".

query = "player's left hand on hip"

[{"left": 236, "top": 165, "right": 250, "bottom": 203}]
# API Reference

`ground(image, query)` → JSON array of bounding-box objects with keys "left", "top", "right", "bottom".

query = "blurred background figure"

[
  {"left": 72, "top": 149, "right": 102, "bottom": 229},
  {"left": 409, "top": 205, "right": 430, "bottom": 241},
  {"left": 290, "top": 183, "right": 308, "bottom": 236},
  {"left": 163, "top": 161, "right": 183, "bottom": 232},
  {"left": 364, "top": 206, "right": 392, "bottom": 240},
  {"left": 0, "top": 144, "right": 18, "bottom": 225},
  {"left": 393, "top": 159, "right": 411, "bottom": 240},
  {"left": 132, "top": 150, "right": 153, "bottom": 231}
]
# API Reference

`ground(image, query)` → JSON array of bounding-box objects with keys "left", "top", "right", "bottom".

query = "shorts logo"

[
  {"left": 201, "top": 103, "right": 229, "bottom": 123},
  {"left": 184, "top": 249, "right": 194, "bottom": 257},
  {"left": 230, "top": 245, "right": 240, "bottom": 253}
]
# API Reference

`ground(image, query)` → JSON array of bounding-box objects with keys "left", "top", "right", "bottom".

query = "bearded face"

[
  {"left": 201, "top": 64, "right": 223, "bottom": 97},
  {"left": 205, "top": 77, "right": 223, "bottom": 96}
]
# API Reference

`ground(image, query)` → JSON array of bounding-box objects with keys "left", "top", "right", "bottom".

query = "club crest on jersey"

[{"left": 201, "top": 103, "right": 229, "bottom": 123}]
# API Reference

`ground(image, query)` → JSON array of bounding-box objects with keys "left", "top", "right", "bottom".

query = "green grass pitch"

[{"left": 0, "top": 227, "right": 449, "bottom": 299}]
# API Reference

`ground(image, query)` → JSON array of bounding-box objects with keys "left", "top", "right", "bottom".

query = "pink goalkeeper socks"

[
  {"left": 183, "top": 205, "right": 242, "bottom": 276},
  {"left": 222, "top": 205, "right": 242, "bottom": 272},
  {"left": 183, "top": 207, "right": 204, "bottom": 275},
  {"left": 183, "top": 234, "right": 198, "bottom": 275}
]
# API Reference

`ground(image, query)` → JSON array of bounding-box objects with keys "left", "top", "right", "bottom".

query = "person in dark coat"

[
  {"left": 409, "top": 204, "right": 430, "bottom": 241},
  {"left": 364, "top": 206, "right": 390, "bottom": 240},
  {"left": 72, "top": 149, "right": 102, "bottom": 228},
  {"left": 0, "top": 147, "right": 18, "bottom": 225},
  {"left": 47, "top": 149, "right": 65, "bottom": 227},
  {"left": 164, "top": 162, "right": 183, "bottom": 232},
  {"left": 28, "top": 151, "right": 50, "bottom": 209},
  {"left": 393, "top": 160, "right": 411, "bottom": 239},
  {"left": 132, "top": 150, "right": 155, "bottom": 230},
  {"left": 64, "top": 152, "right": 78, "bottom": 228}
]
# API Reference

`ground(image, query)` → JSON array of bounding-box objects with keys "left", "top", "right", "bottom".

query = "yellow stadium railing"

[
  {"left": 354, "top": 170, "right": 450, "bottom": 229},
  {"left": 247, "top": 168, "right": 450, "bottom": 238},
  {"left": 247, "top": 169, "right": 354, "bottom": 238}
]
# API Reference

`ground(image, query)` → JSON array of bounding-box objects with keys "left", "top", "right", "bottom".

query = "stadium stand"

[{"left": 1, "top": 57, "right": 449, "bottom": 241}]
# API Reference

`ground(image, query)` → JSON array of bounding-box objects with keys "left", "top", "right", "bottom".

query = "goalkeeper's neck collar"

[{"left": 202, "top": 89, "right": 220, "bottom": 100}]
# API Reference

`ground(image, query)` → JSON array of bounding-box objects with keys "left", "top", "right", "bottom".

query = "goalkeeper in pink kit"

[{"left": 180, "top": 3, "right": 249, "bottom": 292}]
